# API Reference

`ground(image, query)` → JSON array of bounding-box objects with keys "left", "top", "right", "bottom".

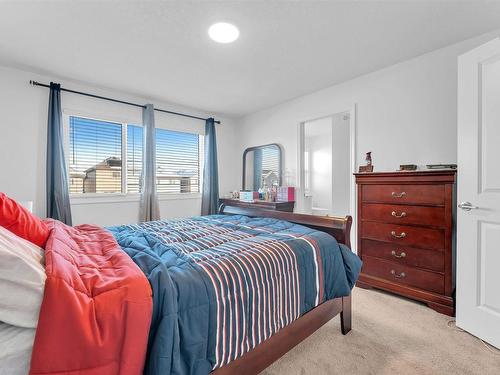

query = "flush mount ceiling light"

[{"left": 208, "top": 22, "right": 239, "bottom": 43}]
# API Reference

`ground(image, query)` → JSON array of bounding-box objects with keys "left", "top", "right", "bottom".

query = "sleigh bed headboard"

[{"left": 218, "top": 203, "right": 352, "bottom": 249}]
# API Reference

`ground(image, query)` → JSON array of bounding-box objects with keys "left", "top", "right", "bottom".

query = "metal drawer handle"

[
  {"left": 391, "top": 250, "right": 406, "bottom": 258},
  {"left": 391, "top": 231, "right": 406, "bottom": 238},
  {"left": 391, "top": 191, "right": 406, "bottom": 198},
  {"left": 391, "top": 211, "right": 407, "bottom": 218},
  {"left": 391, "top": 270, "right": 406, "bottom": 278}
]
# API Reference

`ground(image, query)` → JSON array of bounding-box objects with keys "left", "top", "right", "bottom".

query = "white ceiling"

[{"left": 1, "top": 1, "right": 500, "bottom": 117}]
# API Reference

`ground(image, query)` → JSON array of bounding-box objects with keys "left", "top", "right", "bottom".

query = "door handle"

[{"left": 458, "top": 201, "right": 479, "bottom": 211}]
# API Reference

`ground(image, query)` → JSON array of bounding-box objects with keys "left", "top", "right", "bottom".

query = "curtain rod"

[{"left": 29, "top": 80, "right": 221, "bottom": 124}]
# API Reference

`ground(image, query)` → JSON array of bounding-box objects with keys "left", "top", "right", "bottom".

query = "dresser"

[
  {"left": 355, "top": 170, "right": 456, "bottom": 316},
  {"left": 219, "top": 198, "right": 295, "bottom": 213}
]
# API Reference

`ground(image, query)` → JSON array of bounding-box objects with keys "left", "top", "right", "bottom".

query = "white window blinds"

[
  {"left": 68, "top": 116, "right": 122, "bottom": 194},
  {"left": 67, "top": 115, "right": 203, "bottom": 196},
  {"left": 156, "top": 128, "right": 204, "bottom": 194}
]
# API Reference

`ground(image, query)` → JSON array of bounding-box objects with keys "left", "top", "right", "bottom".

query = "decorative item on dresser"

[
  {"left": 219, "top": 198, "right": 295, "bottom": 212},
  {"left": 355, "top": 170, "right": 456, "bottom": 316},
  {"left": 358, "top": 151, "right": 374, "bottom": 173}
]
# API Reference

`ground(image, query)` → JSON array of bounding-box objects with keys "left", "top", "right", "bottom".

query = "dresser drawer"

[
  {"left": 361, "top": 239, "right": 444, "bottom": 272},
  {"left": 361, "top": 203, "right": 445, "bottom": 227},
  {"left": 361, "top": 222, "right": 445, "bottom": 250},
  {"left": 362, "top": 256, "right": 444, "bottom": 294},
  {"left": 361, "top": 184, "right": 445, "bottom": 205}
]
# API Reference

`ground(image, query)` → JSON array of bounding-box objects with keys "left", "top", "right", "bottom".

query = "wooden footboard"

[
  {"left": 212, "top": 296, "right": 351, "bottom": 375},
  {"left": 214, "top": 203, "right": 354, "bottom": 374}
]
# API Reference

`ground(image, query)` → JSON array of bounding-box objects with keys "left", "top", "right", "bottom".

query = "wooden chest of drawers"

[{"left": 355, "top": 170, "right": 456, "bottom": 316}]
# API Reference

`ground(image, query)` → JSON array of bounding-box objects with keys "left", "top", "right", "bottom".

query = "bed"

[
  {"left": 108, "top": 205, "right": 361, "bottom": 375},
  {"left": 0, "top": 192, "right": 361, "bottom": 375}
]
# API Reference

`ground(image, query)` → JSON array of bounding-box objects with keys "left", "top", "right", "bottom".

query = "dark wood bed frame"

[{"left": 212, "top": 203, "right": 353, "bottom": 375}]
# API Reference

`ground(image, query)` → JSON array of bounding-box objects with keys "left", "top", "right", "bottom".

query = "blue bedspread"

[{"left": 108, "top": 215, "right": 361, "bottom": 375}]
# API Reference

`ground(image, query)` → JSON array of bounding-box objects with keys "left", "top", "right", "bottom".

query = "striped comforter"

[{"left": 109, "top": 215, "right": 361, "bottom": 375}]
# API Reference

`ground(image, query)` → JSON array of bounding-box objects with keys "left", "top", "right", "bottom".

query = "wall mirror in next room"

[
  {"left": 298, "top": 110, "right": 356, "bottom": 219},
  {"left": 242, "top": 144, "right": 283, "bottom": 191}
]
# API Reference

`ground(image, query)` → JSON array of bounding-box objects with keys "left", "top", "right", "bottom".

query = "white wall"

[
  {"left": 0, "top": 64, "right": 239, "bottom": 226},
  {"left": 236, "top": 29, "right": 500, "bottom": 209}
]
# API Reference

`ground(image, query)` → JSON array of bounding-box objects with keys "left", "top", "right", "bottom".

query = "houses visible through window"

[
  {"left": 67, "top": 115, "right": 203, "bottom": 195},
  {"left": 68, "top": 117, "right": 122, "bottom": 194}
]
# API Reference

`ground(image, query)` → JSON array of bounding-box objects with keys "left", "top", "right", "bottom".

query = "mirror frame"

[{"left": 242, "top": 143, "right": 283, "bottom": 190}]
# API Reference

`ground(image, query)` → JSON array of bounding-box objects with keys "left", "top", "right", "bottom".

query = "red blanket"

[{"left": 30, "top": 220, "right": 152, "bottom": 375}]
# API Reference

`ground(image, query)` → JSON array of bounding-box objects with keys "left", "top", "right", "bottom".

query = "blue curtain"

[
  {"left": 46, "top": 82, "right": 72, "bottom": 225},
  {"left": 201, "top": 118, "right": 219, "bottom": 215},
  {"left": 139, "top": 104, "right": 160, "bottom": 222},
  {"left": 253, "top": 148, "right": 263, "bottom": 190}
]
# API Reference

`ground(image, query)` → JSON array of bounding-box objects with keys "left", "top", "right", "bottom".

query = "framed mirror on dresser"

[
  {"left": 242, "top": 143, "right": 283, "bottom": 191},
  {"left": 221, "top": 143, "right": 295, "bottom": 213}
]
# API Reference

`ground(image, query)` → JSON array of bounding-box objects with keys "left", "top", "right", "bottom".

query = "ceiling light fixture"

[{"left": 208, "top": 22, "right": 239, "bottom": 44}]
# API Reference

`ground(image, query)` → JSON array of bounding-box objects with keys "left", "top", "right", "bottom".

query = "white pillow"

[{"left": 0, "top": 225, "right": 46, "bottom": 328}]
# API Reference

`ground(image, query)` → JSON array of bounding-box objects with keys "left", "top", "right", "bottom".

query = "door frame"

[{"left": 297, "top": 104, "right": 357, "bottom": 249}]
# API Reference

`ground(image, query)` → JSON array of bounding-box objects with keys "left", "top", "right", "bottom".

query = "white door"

[{"left": 456, "top": 37, "right": 500, "bottom": 349}]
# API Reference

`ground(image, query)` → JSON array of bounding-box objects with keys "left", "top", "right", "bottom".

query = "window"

[
  {"left": 66, "top": 115, "right": 203, "bottom": 196},
  {"left": 156, "top": 128, "right": 204, "bottom": 194},
  {"left": 68, "top": 117, "right": 122, "bottom": 194}
]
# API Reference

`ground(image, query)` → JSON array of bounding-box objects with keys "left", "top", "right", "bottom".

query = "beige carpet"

[{"left": 263, "top": 287, "right": 500, "bottom": 375}]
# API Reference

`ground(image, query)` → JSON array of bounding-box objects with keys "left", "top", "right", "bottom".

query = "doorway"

[{"left": 298, "top": 109, "right": 355, "bottom": 224}]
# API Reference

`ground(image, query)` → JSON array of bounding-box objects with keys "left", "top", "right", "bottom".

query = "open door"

[
  {"left": 456, "top": 38, "right": 500, "bottom": 349},
  {"left": 299, "top": 112, "right": 351, "bottom": 217}
]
